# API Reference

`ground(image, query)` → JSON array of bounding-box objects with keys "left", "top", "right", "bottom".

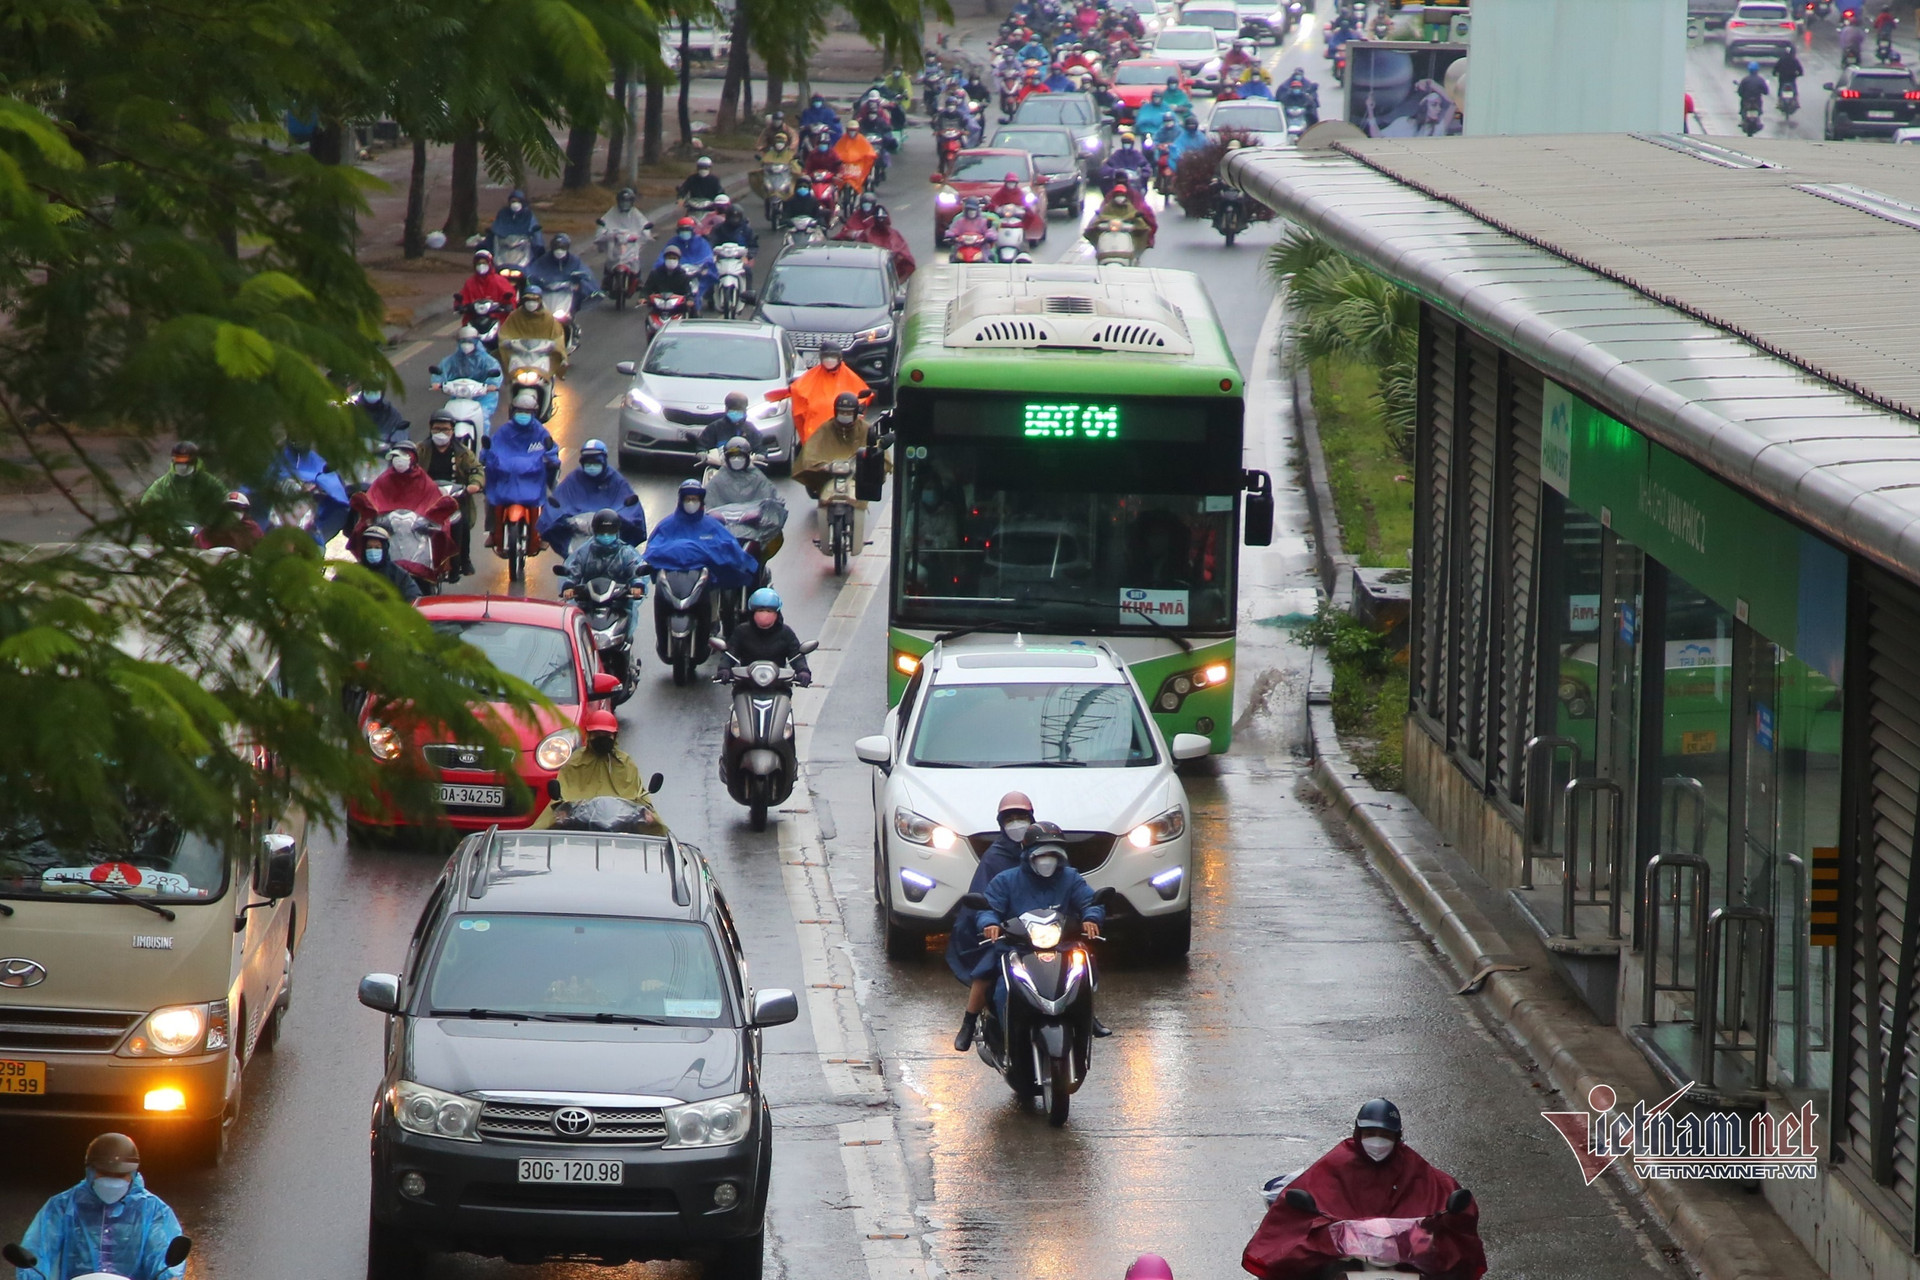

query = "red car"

[
  {"left": 1112, "top": 59, "right": 1191, "bottom": 110},
  {"left": 930, "top": 149, "right": 1050, "bottom": 245},
  {"left": 347, "top": 595, "right": 621, "bottom": 835}
]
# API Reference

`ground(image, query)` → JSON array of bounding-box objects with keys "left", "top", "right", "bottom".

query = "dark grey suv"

[
  {"left": 359, "top": 822, "right": 798, "bottom": 1278},
  {"left": 753, "top": 242, "right": 903, "bottom": 399}
]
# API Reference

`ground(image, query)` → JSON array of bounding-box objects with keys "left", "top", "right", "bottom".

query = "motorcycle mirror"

[
  {"left": 1092, "top": 886, "right": 1121, "bottom": 906},
  {"left": 480, "top": 435, "right": 492, "bottom": 449},
  {"left": 552, "top": 564, "right": 569, "bottom": 576},
  {"left": 1824, "top": 80, "right": 1835, "bottom": 88},
  {"left": 548, "top": 778, "right": 563, "bottom": 801},
  {"left": 3, "top": 1245, "right": 38, "bottom": 1269},
  {"left": 798, "top": 639, "right": 821, "bottom": 655},
  {"left": 708, "top": 636, "right": 730, "bottom": 652},
  {"left": 616, "top": 360, "right": 638, "bottom": 377},
  {"left": 958, "top": 892, "right": 992, "bottom": 911},
  {"left": 1446, "top": 1188, "right": 1473, "bottom": 1214},
  {"left": 929, "top": 172, "right": 946, "bottom": 183},
  {"left": 624, "top": 493, "right": 639, "bottom": 506},
  {"left": 428, "top": 364, "right": 443, "bottom": 377},
  {"left": 648, "top": 772, "right": 665, "bottom": 794},
  {"left": 1284, "top": 1186, "right": 1318, "bottom": 1214},
  {"left": 165, "top": 1237, "right": 194, "bottom": 1268}
]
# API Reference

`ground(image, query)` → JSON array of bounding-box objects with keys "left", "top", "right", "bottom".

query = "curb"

[{"left": 1287, "top": 331, "right": 1358, "bottom": 611}]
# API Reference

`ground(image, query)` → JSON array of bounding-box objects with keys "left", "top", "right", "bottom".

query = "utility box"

[{"left": 1465, "top": 0, "right": 1686, "bottom": 134}]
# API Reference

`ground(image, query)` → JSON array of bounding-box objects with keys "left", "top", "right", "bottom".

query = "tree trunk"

[
  {"left": 764, "top": 70, "right": 784, "bottom": 118},
  {"left": 444, "top": 125, "right": 480, "bottom": 241},
  {"left": 717, "top": 4, "right": 753, "bottom": 134},
  {"left": 603, "top": 66, "right": 630, "bottom": 186},
  {"left": 309, "top": 120, "right": 345, "bottom": 166},
  {"left": 644, "top": 69, "right": 666, "bottom": 167},
  {"left": 403, "top": 135, "right": 431, "bottom": 258},
  {"left": 563, "top": 115, "right": 598, "bottom": 189},
  {"left": 678, "top": 19, "right": 695, "bottom": 154}
]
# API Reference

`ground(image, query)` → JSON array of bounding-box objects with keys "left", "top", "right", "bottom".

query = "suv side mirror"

[
  {"left": 358, "top": 973, "right": 401, "bottom": 1014},
  {"left": 259, "top": 833, "right": 298, "bottom": 900},
  {"left": 854, "top": 735, "right": 893, "bottom": 767},
  {"left": 1171, "top": 732, "right": 1212, "bottom": 761},
  {"left": 751, "top": 988, "right": 800, "bottom": 1027},
  {"left": 1284, "top": 1186, "right": 1318, "bottom": 1214}
]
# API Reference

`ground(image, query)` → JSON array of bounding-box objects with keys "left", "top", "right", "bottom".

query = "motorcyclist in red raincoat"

[
  {"left": 848, "top": 208, "right": 917, "bottom": 280},
  {"left": 1243, "top": 1099, "right": 1485, "bottom": 1280},
  {"left": 349, "top": 440, "right": 459, "bottom": 571}
]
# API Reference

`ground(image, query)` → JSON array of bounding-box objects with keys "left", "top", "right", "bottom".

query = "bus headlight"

[{"left": 1154, "top": 661, "right": 1230, "bottom": 714}]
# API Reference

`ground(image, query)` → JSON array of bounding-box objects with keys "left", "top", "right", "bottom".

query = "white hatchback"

[{"left": 855, "top": 640, "right": 1209, "bottom": 961}]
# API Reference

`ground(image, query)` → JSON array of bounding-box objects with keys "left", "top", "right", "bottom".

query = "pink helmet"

[{"left": 1125, "top": 1257, "right": 1174, "bottom": 1280}]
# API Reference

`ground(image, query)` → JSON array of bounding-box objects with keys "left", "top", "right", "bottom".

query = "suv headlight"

[
  {"left": 535, "top": 729, "right": 578, "bottom": 771},
  {"left": 662, "top": 1092, "right": 753, "bottom": 1148},
  {"left": 364, "top": 719, "right": 403, "bottom": 762},
  {"left": 1127, "top": 806, "right": 1187, "bottom": 849},
  {"left": 849, "top": 321, "right": 894, "bottom": 347},
  {"left": 749, "top": 400, "right": 786, "bottom": 421},
  {"left": 625, "top": 386, "right": 664, "bottom": 416},
  {"left": 391, "top": 1080, "right": 483, "bottom": 1142},
  {"left": 894, "top": 807, "right": 958, "bottom": 850},
  {"left": 121, "top": 1001, "right": 227, "bottom": 1057}
]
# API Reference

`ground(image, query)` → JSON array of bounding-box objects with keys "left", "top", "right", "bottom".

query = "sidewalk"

[{"left": 1276, "top": 289, "right": 1827, "bottom": 1280}]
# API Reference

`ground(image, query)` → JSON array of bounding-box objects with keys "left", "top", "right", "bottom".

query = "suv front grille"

[
  {"left": 478, "top": 1101, "right": 669, "bottom": 1145},
  {"left": 967, "top": 832, "right": 1115, "bottom": 876},
  {"left": 785, "top": 330, "right": 851, "bottom": 351},
  {"left": 0, "top": 1008, "right": 141, "bottom": 1054}
]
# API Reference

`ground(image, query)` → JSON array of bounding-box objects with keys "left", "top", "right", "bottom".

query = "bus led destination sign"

[{"left": 1024, "top": 402, "right": 1120, "bottom": 440}]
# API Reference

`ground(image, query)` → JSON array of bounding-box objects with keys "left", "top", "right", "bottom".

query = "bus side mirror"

[
  {"left": 1243, "top": 468, "right": 1274, "bottom": 546},
  {"left": 649, "top": 772, "right": 665, "bottom": 795},
  {"left": 259, "top": 833, "right": 298, "bottom": 901},
  {"left": 856, "top": 447, "right": 887, "bottom": 502}
]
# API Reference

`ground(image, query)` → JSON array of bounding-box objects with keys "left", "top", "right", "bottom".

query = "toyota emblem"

[
  {"left": 552, "top": 1106, "right": 595, "bottom": 1137},
  {"left": 0, "top": 958, "right": 47, "bottom": 989}
]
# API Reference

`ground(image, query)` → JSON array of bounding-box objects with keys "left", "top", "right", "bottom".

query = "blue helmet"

[
  {"left": 748, "top": 587, "right": 783, "bottom": 611},
  {"left": 1748, "top": 60, "right": 1761, "bottom": 71},
  {"left": 677, "top": 478, "right": 706, "bottom": 503},
  {"left": 581, "top": 438, "right": 609, "bottom": 459}
]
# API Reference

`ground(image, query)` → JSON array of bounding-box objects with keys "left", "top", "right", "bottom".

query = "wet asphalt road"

[
  {"left": 1689, "top": 11, "right": 1879, "bottom": 139},
  {"left": 2, "top": 9, "right": 1694, "bottom": 1278}
]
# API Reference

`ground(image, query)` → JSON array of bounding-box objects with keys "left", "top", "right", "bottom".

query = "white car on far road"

[{"left": 855, "top": 640, "right": 1208, "bottom": 961}]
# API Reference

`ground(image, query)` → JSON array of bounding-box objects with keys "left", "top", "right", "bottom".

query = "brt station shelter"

[{"left": 1226, "top": 133, "right": 1920, "bottom": 1269}]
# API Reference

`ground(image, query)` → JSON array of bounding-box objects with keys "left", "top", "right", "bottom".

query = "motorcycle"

[
  {"left": 785, "top": 215, "right": 829, "bottom": 251},
  {"left": 1878, "top": 31, "right": 1896, "bottom": 62},
  {"left": 1153, "top": 152, "right": 1175, "bottom": 197},
  {"left": 937, "top": 125, "right": 967, "bottom": 174},
  {"left": 493, "top": 232, "right": 534, "bottom": 289},
  {"left": 1779, "top": 80, "right": 1800, "bottom": 115},
  {"left": 713, "top": 243, "right": 752, "bottom": 320},
  {"left": 862, "top": 125, "right": 895, "bottom": 185},
  {"left": 429, "top": 373, "right": 494, "bottom": 437},
  {"left": 1284, "top": 101, "right": 1309, "bottom": 139},
  {"left": 5, "top": 1236, "right": 192, "bottom": 1280},
  {"left": 989, "top": 212, "right": 1033, "bottom": 263},
  {"left": 502, "top": 336, "right": 558, "bottom": 422},
  {"left": 712, "top": 637, "right": 819, "bottom": 830},
  {"left": 458, "top": 296, "right": 506, "bottom": 353},
  {"left": 949, "top": 230, "right": 991, "bottom": 262},
  {"left": 1331, "top": 46, "right": 1349, "bottom": 85},
  {"left": 762, "top": 157, "right": 797, "bottom": 226},
  {"left": 544, "top": 283, "right": 582, "bottom": 355},
  {"left": 956, "top": 891, "right": 1103, "bottom": 1126},
  {"left": 352, "top": 498, "right": 447, "bottom": 596},
  {"left": 604, "top": 230, "right": 647, "bottom": 311},
  {"left": 497, "top": 500, "right": 538, "bottom": 583},
  {"left": 1737, "top": 88, "right": 1763, "bottom": 136},
  {"left": 647, "top": 291, "right": 694, "bottom": 338},
  {"left": 818, "top": 458, "right": 863, "bottom": 574},
  {"left": 554, "top": 567, "right": 641, "bottom": 701},
  {"left": 651, "top": 566, "right": 715, "bottom": 686},
  {"left": 1212, "top": 184, "right": 1248, "bottom": 246},
  {"left": 1258, "top": 1183, "right": 1478, "bottom": 1276},
  {"left": 804, "top": 167, "right": 842, "bottom": 229},
  {"left": 1093, "top": 216, "right": 1142, "bottom": 266}
]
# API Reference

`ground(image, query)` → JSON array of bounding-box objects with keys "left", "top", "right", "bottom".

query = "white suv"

[
  {"left": 1723, "top": 0, "right": 1796, "bottom": 63},
  {"left": 855, "top": 640, "right": 1209, "bottom": 960}
]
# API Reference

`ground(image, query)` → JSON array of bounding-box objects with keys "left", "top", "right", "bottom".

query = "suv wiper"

[
  {"left": 79, "top": 881, "right": 177, "bottom": 921},
  {"left": 434, "top": 1007, "right": 569, "bottom": 1022},
  {"left": 548, "top": 1012, "right": 674, "bottom": 1025}
]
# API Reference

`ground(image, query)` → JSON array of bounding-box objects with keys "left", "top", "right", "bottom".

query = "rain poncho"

[
  {"left": 795, "top": 414, "right": 884, "bottom": 498},
  {"left": 1134, "top": 100, "right": 1169, "bottom": 139},
  {"left": 354, "top": 464, "right": 458, "bottom": 567},
  {"left": 982, "top": 847, "right": 1103, "bottom": 928},
  {"left": 456, "top": 268, "right": 518, "bottom": 312},
  {"left": 270, "top": 445, "right": 352, "bottom": 543},
  {"left": 642, "top": 508, "right": 762, "bottom": 588},
  {"left": 1167, "top": 124, "right": 1208, "bottom": 166},
  {"left": 1163, "top": 84, "right": 1193, "bottom": 111},
  {"left": 436, "top": 342, "right": 502, "bottom": 389},
  {"left": 595, "top": 204, "right": 655, "bottom": 252},
  {"left": 654, "top": 231, "right": 717, "bottom": 305},
  {"left": 945, "top": 832, "right": 1025, "bottom": 983},
  {"left": 526, "top": 248, "right": 594, "bottom": 305},
  {"left": 1086, "top": 193, "right": 1154, "bottom": 256},
  {"left": 358, "top": 396, "right": 410, "bottom": 450},
  {"left": 1241, "top": 1138, "right": 1485, "bottom": 1280},
  {"left": 540, "top": 464, "right": 648, "bottom": 550},
  {"left": 482, "top": 416, "right": 559, "bottom": 507},
  {"left": 768, "top": 361, "right": 871, "bottom": 446},
  {"left": 484, "top": 194, "right": 544, "bottom": 257},
  {"left": 799, "top": 99, "right": 844, "bottom": 143},
  {"left": 562, "top": 536, "right": 647, "bottom": 586},
  {"left": 704, "top": 461, "right": 789, "bottom": 544},
  {"left": 18, "top": 1171, "right": 186, "bottom": 1280},
  {"left": 832, "top": 130, "right": 879, "bottom": 190},
  {"left": 849, "top": 222, "right": 916, "bottom": 280},
  {"left": 498, "top": 306, "right": 567, "bottom": 378},
  {"left": 139, "top": 462, "right": 227, "bottom": 519}
]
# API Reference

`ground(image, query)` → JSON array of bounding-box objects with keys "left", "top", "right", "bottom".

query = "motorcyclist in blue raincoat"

[
  {"left": 1278, "top": 68, "right": 1320, "bottom": 125},
  {"left": 654, "top": 218, "right": 718, "bottom": 309},
  {"left": 1018, "top": 39, "right": 1051, "bottom": 65},
  {"left": 560, "top": 508, "right": 649, "bottom": 636},
  {"left": 481, "top": 390, "right": 560, "bottom": 552},
  {"left": 526, "top": 232, "right": 596, "bottom": 313},
  {"left": 642, "top": 479, "right": 762, "bottom": 658},
  {"left": 431, "top": 326, "right": 503, "bottom": 420},
  {"left": 980, "top": 822, "right": 1106, "bottom": 1026},
  {"left": 1134, "top": 91, "right": 1170, "bottom": 148},
  {"left": 17, "top": 1133, "right": 186, "bottom": 1280},
  {"left": 950, "top": 792, "right": 1037, "bottom": 1051},
  {"left": 1043, "top": 63, "right": 1075, "bottom": 93},
  {"left": 353, "top": 386, "right": 409, "bottom": 452},
  {"left": 1167, "top": 114, "right": 1208, "bottom": 167},
  {"left": 483, "top": 188, "right": 545, "bottom": 258},
  {"left": 269, "top": 443, "right": 352, "bottom": 544},
  {"left": 1162, "top": 76, "right": 1194, "bottom": 113},
  {"left": 539, "top": 438, "right": 646, "bottom": 558},
  {"left": 799, "top": 93, "right": 844, "bottom": 144}
]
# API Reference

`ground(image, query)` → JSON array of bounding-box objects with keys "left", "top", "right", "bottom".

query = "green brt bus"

[{"left": 883, "top": 263, "right": 1273, "bottom": 752}]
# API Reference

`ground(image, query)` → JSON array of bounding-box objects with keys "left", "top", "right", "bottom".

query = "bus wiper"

[
  {"left": 82, "top": 882, "right": 176, "bottom": 921},
  {"left": 1001, "top": 596, "right": 1196, "bottom": 654}
]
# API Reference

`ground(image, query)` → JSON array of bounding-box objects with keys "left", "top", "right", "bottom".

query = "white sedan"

[
  {"left": 855, "top": 639, "right": 1208, "bottom": 961},
  {"left": 1204, "top": 98, "right": 1292, "bottom": 147}
]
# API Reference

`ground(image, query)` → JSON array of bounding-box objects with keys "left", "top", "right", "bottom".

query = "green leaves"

[{"left": 213, "top": 323, "right": 277, "bottom": 380}]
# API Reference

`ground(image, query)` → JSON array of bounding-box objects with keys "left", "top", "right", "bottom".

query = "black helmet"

[
  {"left": 1355, "top": 1098, "right": 1402, "bottom": 1135},
  {"left": 1022, "top": 819, "right": 1068, "bottom": 850},
  {"left": 617, "top": 186, "right": 636, "bottom": 206},
  {"left": 819, "top": 340, "right": 844, "bottom": 359},
  {"left": 85, "top": 1132, "right": 141, "bottom": 1176},
  {"left": 171, "top": 440, "right": 201, "bottom": 462},
  {"left": 553, "top": 232, "right": 572, "bottom": 252},
  {"left": 591, "top": 507, "right": 620, "bottom": 535},
  {"left": 429, "top": 409, "right": 458, "bottom": 426},
  {"left": 834, "top": 391, "right": 861, "bottom": 413}
]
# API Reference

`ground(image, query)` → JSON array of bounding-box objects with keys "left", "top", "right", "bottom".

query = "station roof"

[{"left": 1223, "top": 133, "right": 1920, "bottom": 581}]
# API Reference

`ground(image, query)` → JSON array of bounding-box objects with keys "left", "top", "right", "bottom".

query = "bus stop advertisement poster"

[{"left": 1344, "top": 42, "right": 1467, "bottom": 138}]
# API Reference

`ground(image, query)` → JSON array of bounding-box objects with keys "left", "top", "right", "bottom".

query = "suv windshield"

[
  {"left": 950, "top": 153, "right": 1033, "bottom": 183},
  {"left": 425, "top": 914, "right": 734, "bottom": 1024},
  {"left": 1014, "top": 98, "right": 1095, "bottom": 125},
  {"left": 994, "top": 131, "right": 1073, "bottom": 160},
  {"left": 762, "top": 263, "right": 888, "bottom": 308},
  {"left": 433, "top": 620, "right": 579, "bottom": 701},
  {"left": 910, "top": 681, "right": 1159, "bottom": 767},
  {"left": 643, "top": 330, "right": 781, "bottom": 379},
  {"left": 1183, "top": 8, "right": 1238, "bottom": 26},
  {"left": 1155, "top": 30, "right": 1217, "bottom": 49},
  {"left": 0, "top": 815, "right": 228, "bottom": 904}
]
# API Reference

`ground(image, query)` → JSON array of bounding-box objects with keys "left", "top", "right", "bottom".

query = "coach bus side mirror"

[{"left": 1243, "top": 469, "right": 1274, "bottom": 546}]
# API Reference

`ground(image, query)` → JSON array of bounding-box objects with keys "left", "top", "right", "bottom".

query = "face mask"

[
  {"left": 365, "top": 546, "right": 386, "bottom": 565},
  {"left": 390, "top": 455, "right": 412, "bottom": 473},
  {"left": 363, "top": 391, "right": 382, "bottom": 404},
  {"left": 512, "top": 412, "right": 534, "bottom": 426},
  {"left": 595, "top": 531, "right": 619, "bottom": 546},
  {"left": 588, "top": 735, "right": 615, "bottom": 756},
  {"left": 583, "top": 462, "right": 605, "bottom": 477},
  {"left": 431, "top": 432, "right": 451, "bottom": 447},
  {"left": 822, "top": 356, "right": 841, "bottom": 370},
  {"left": 836, "top": 410, "right": 856, "bottom": 425},
  {"left": 677, "top": 230, "right": 692, "bottom": 242},
  {"left": 725, "top": 409, "right": 745, "bottom": 423},
  {"left": 458, "top": 340, "right": 477, "bottom": 354},
  {"left": 555, "top": 248, "right": 569, "bottom": 260},
  {"left": 682, "top": 499, "right": 702, "bottom": 516},
  {"left": 1031, "top": 854, "right": 1062, "bottom": 878},
  {"left": 753, "top": 609, "right": 779, "bottom": 628},
  {"left": 1361, "top": 1136, "right": 1396, "bottom": 1163},
  {"left": 172, "top": 462, "right": 194, "bottom": 478},
  {"left": 727, "top": 454, "right": 748, "bottom": 471},
  {"left": 509, "top": 201, "right": 524, "bottom": 213},
  {"left": 476, "top": 263, "right": 491, "bottom": 275},
  {"left": 1001, "top": 817, "right": 1032, "bottom": 842},
  {"left": 525, "top": 300, "right": 542, "bottom": 312},
  {"left": 92, "top": 1177, "right": 131, "bottom": 1206}
]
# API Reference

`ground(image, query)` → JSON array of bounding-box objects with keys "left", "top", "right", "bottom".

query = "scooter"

[
  {"left": 714, "top": 243, "right": 752, "bottom": 320},
  {"left": 651, "top": 566, "right": 715, "bottom": 686},
  {"left": 429, "top": 374, "right": 495, "bottom": 437},
  {"left": 604, "top": 230, "right": 647, "bottom": 311},
  {"left": 990, "top": 214, "right": 1034, "bottom": 263},
  {"left": 1093, "top": 216, "right": 1142, "bottom": 266},
  {"left": 805, "top": 167, "right": 841, "bottom": 228},
  {"left": 1284, "top": 101, "right": 1309, "bottom": 138},
  {"left": 956, "top": 892, "right": 1102, "bottom": 1126},
  {"left": 1779, "top": 81, "right": 1800, "bottom": 115},
  {"left": 949, "top": 230, "right": 990, "bottom": 262},
  {"left": 1878, "top": 31, "right": 1896, "bottom": 62},
  {"left": 1212, "top": 184, "right": 1248, "bottom": 246},
  {"left": 785, "top": 215, "right": 829, "bottom": 250},
  {"left": 647, "top": 291, "right": 694, "bottom": 338},
  {"left": 1258, "top": 1183, "right": 1477, "bottom": 1274},
  {"left": 818, "top": 458, "right": 863, "bottom": 574},
  {"left": 762, "top": 156, "right": 797, "bottom": 226},
  {"left": 543, "top": 283, "right": 583, "bottom": 355},
  {"left": 937, "top": 125, "right": 967, "bottom": 174},
  {"left": 502, "top": 336, "right": 558, "bottom": 422},
  {"left": 5, "top": 1236, "right": 192, "bottom": 1280},
  {"left": 457, "top": 296, "right": 506, "bottom": 353},
  {"left": 553, "top": 566, "right": 641, "bottom": 702},
  {"left": 1737, "top": 87, "right": 1764, "bottom": 136},
  {"left": 712, "top": 637, "right": 819, "bottom": 830},
  {"left": 493, "top": 232, "right": 534, "bottom": 290}
]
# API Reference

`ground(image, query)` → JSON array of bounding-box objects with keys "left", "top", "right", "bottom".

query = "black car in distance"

[{"left": 1825, "top": 65, "right": 1920, "bottom": 139}]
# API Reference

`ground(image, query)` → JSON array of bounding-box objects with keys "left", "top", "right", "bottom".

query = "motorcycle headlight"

[
  {"left": 535, "top": 729, "right": 578, "bottom": 771},
  {"left": 513, "top": 368, "right": 542, "bottom": 385},
  {"left": 1080, "top": 135, "right": 1102, "bottom": 151},
  {"left": 662, "top": 1092, "right": 753, "bottom": 1148},
  {"left": 626, "top": 386, "right": 664, "bottom": 416},
  {"left": 364, "top": 719, "right": 403, "bottom": 762},
  {"left": 850, "top": 322, "right": 894, "bottom": 346},
  {"left": 392, "top": 1080, "right": 483, "bottom": 1142},
  {"left": 1027, "top": 920, "right": 1063, "bottom": 949},
  {"left": 893, "top": 807, "right": 958, "bottom": 850},
  {"left": 936, "top": 192, "right": 959, "bottom": 207},
  {"left": 1127, "top": 806, "right": 1187, "bottom": 849}
]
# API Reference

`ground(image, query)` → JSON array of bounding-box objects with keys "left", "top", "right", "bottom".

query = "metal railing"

[
  {"left": 1642, "top": 777, "right": 1711, "bottom": 1025},
  {"left": 1782, "top": 852, "right": 1809, "bottom": 1086},
  {"left": 1701, "top": 904, "right": 1775, "bottom": 1092},
  {"left": 1521, "top": 735, "right": 1581, "bottom": 889},
  {"left": 1562, "top": 776, "right": 1626, "bottom": 940}
]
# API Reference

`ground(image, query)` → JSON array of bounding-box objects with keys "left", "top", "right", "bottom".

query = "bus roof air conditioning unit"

[{"left": 943, "top": 286, "right": 1193, "bottom": 355}]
